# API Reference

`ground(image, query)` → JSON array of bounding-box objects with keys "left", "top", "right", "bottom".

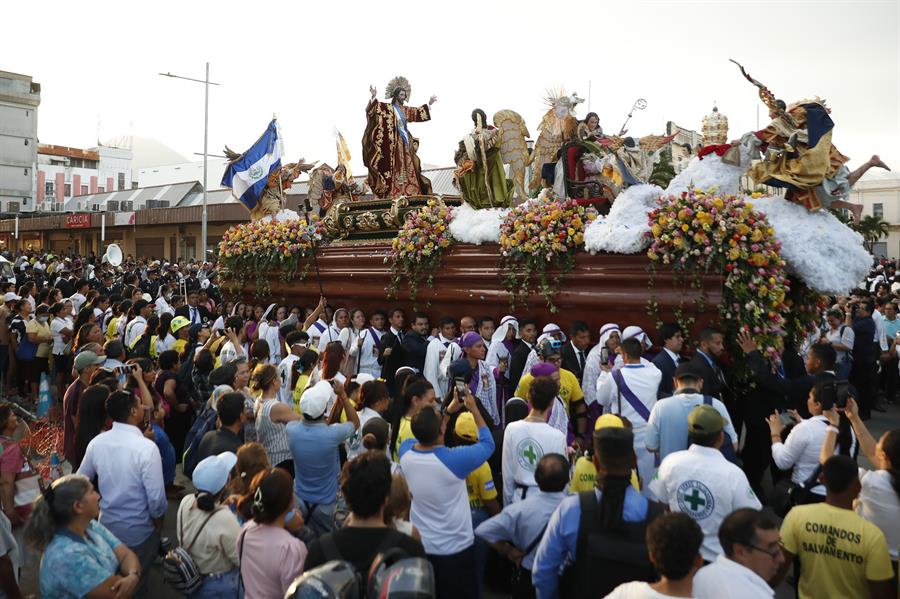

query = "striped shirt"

[{"left": 256, "top": 399, "right": 291, "bottom": 467}]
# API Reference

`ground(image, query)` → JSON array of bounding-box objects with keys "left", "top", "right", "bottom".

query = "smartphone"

[
  {"left": 779, "top": 411, "right": 795, "bottom": 427},
  {"left": 333, "top": 372, "right": 347, "bottom": 385},
  {"left": 600, "top": 347, "right": 609, "bottom": 363},
  {"left": 835, "top": 381, "right": 850, "bottom": 409},
  {"left": 454, "top": 377, "right": 467, "bottom": 395}
]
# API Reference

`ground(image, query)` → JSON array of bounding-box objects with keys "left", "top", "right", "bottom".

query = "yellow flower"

[
  {"left": 751, "top": 229, "right": 763, "bottom": 242},
  {"left": 681, "top": 224, "right": 690, "bottom": 232},
  {"left": 651, "top": 224, "right": 662, "bottom": 237}
]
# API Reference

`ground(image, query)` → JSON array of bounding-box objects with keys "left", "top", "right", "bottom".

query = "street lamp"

[{"left": 159, "top": 63, "right": 219, "bottom": 261}]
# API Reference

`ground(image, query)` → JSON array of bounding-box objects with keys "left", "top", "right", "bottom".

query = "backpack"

[
  {"left": 163, "top": 506, "right": 221, "bottom": 593},
  {"left": 701, "top": 396, "right": 739, "bottom": 464},
  {"left": 182, "top": 402, "right": 218, "bottom": 478},
  {"left": 560, "top": 490, "right": 664, "bottom": 598}
]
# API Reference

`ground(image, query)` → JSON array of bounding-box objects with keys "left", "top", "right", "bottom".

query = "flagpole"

[{"left": 202, "top": 61, "right": 209, "bottom": 261}]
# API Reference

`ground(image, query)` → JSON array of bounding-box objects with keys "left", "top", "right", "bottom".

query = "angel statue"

[
  {"left": 362, "top": 76, "right": 437, "bottom": 199},
  {"left": 307, "top": 163, "right": 369, "bottom": 217},
  {"left": 453, "top": 108, "right": 529, "bottom": 208},
  {"left": 527, "top": 89, "right": 584, "bottom": 193},
  {"left": 732, "top": 60, "right": 889, "bottom": 221}
]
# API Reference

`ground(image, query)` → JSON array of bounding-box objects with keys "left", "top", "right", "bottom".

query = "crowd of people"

[{"left": 0, "top": 249, "right": 895, "bottom": 599}]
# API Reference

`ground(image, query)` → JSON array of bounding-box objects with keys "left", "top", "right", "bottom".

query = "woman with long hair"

[
  {"left": 821, "top": 397, "right": 900, "bottom": 564},
  {"left": 72, "top": 322, "right": 103, "bottom": 355},
  {"left": 24, "top": 475, "right": 141, "bottom": 599},
  {"left": 228, "top": 442, "right": 270, "bottom": 504},
  {"left": 155, "top": 312, "right": 175, "bottom": 355},
  {"left": 71, "top": 385, "right": 110, "bottom": 472},
  {"left": 320, "top": 341, "right": 347, "bottom": 382},
  {"left": 339, "top": 308, "right": 367, "bottom": 375},
  {"left": 250, "top": 365, "right": 299, "bottom": 474},
  {"left": 49, "top": 300, "right": 74, "bottom": 400},
  {"left": 236, "top": 468, "right": 307, "bottom": 599},
  {"left": 768, "top": 379, "right": 858, "bottom": 503},
  {"left": 71, "top": 303, "right": 96, "bottom": 338}
]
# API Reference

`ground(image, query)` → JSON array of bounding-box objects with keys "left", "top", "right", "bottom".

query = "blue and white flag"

[{"left": 221, "top": 119, "right": 284, "bottom": 210}]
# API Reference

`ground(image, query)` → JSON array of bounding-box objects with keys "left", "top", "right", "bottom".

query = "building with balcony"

[{"left": 36, "top": 142, "right": 134, "bottom": 211}]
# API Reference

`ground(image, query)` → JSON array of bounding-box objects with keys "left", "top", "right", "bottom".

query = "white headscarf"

[
  {"left": 486, "top": 315, "right": 519, "bottom": 368},
  {"left": 541, "top": 323, "right": 567, "bottom": 343},
  {"left": 621, "top": 325, "right": 652, "bottom": 351},
  {"left": 583, "top": 323, "right": 620, "bottom": 406}
]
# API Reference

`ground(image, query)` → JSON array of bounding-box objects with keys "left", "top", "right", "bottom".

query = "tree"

[
  {"left": 856, "top": 215, "right": 889, "bottom": 253},
  {"left": 649, "top": 150, "right": 676, "bottom": 188}
]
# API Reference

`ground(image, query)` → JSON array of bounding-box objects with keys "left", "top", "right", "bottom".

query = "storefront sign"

[{"left": 65, "top": 213, "right": 91, "bottom": 229}]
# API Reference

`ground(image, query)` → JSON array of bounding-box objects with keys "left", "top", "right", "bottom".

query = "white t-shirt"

[
  {"left": 258, "top": 321, "right": 282, "bottom": 365},
  {"left": 771, "top": 416, "right": 856, "bottom": 495},
  {"left": 825, "top": 324, "right": 854, "bottom": 364},
  {"left": 857, "top": 468, "right": 900, "bottom": 560},
  {"left": 693, "top": 554, "right": 774, "bottom": 599},
  {"left": 501, "top": 420, "right": 567, "bottom": 506},
  {"left": 50, "top": 316, "right": 72, "bottom": 355},
  {"left": 277, "top": 354, "right": 300, "bottom": 406},
  {"left": 124, "top": 316, "right": 147, "bottom": 349},
  {"left": 156, "top": 334, "right": 175, "bottom": 355},
  {"left": 70, "top": 293, "right": 86, "bottom": 315},
  {"left": 648, "top": 445, "right": 762, "bottom": 562},
  {"left": 603, "top": 581, "right": 692, "bottom": 599},
  {"left": 345, "top": 407, "right": 381, "bottom": 459}
]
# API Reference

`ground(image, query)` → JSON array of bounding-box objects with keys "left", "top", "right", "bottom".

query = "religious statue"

[
  {"left": 733, "top": 60, "right": 889, "bottom": 221},
  {"left": 307, "top": 163, "right": 369, "bottom": 217},
  {"left": 527, "top": 89, "right": 584, "bottom": 193},
  {"left": 362, "top": 76, "right": 437, "bottom": 199},
  {"left": 453, "top": 108, "right": 528, "bottom": 208},
  {"left": 222, "top": 145, "right": 315, "bottom": 221}
]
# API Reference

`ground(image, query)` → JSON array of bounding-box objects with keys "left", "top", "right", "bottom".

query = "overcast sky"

[{"left": 4, "top": 0, "right": 898, "bottom": 178}]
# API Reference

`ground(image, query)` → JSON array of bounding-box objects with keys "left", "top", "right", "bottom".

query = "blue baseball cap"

[{"left": 192, "top": 452, "right": 237, "bottom": 494}]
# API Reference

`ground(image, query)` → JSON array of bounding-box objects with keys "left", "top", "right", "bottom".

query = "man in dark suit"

[
  {"left": 175, "top": 289, "right": 212, "bottom": 326},
  {"left": 402, "top": 312, "right": 431, "bottom": 374},
  {"left": 379, "top": 308, "right": 407, "bottom": 395},
  {"left": 560, "top": 320, "right": 592, "bottom": 384},
  {"left": 688, "top": 327, "right": 727, "bottom": 400},
  {"left": 652, "top": 323, "right": 683, "bottom": 398},
  {"left": 508, "top": 318, "right": 538, "bottom": 389}
]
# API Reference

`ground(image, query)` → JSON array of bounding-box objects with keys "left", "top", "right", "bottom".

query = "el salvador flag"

[{"left": 221, "top": 119, "right": 284, "bottom": 210}]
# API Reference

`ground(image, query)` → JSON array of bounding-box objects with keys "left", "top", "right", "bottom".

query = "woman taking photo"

[
  {"left": 251, "top": 365, "right": 300, "bottom": 474},
  {"left": 177, "top": 452, "right": 242, "bottom": 598},
  {"left": 346, "top": 379, "right": 391, "bottom": 459},
  {"left": 236, "top": 468, "right": 306, "bottom": 599},
  {"left": 24, "top": 474, "right": 142, "bottom": 599},
  {"left": 767, "top": 379, "right": 858, "bottom": 503}
]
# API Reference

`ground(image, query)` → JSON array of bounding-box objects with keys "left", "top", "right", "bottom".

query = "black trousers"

[
  {"left": 741, "top": 422, "right": 771, "bottom": 501},
  {"left": 850, "top": 360, "right": 878, "bottom": 417},
  {"left": 428, "top": 545, "right": 479, "bottom": 599}
]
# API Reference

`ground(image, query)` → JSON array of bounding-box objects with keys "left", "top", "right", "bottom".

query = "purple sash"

[
  {"left": 312, "top": 321, "right": 326, "bottom": 333},
  {"left": 611, "top": 369, "right": 651, "bottom": 421},
  {"left": 367, "top": 327, "right": 382, "bottom": 350}
]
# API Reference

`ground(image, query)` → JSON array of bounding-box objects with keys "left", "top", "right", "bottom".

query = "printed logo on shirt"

[
  {"left": 516, "top": 438, "right": 543, "bottom": 472},
  {"left": 676, "top": 480, "right": 714, "bottom": 520}
]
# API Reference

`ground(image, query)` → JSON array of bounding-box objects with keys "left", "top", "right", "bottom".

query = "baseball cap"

[
  {"left": 674, "top": 362, "right": 705, "bottom": 381},
  {"left": 594, "top": 413, "right": 626, "bottom": 431},
  {"left": 454, "top": 412, "right": 478, "bottom": 442},
  {"left": 688, "top": 404, "right": 725, "bottom": 435},
  {"left": 354, "top": 373, "right": 375, "bottom": 386},
  {"left": 192, "top": 451, "right": 238, "bottom": 494},
  {"left": 74, "top": 351, "right": 105, "bottom": 371},
  {"left": 300, "top": 381, "right": 335, "bottom": 419},
  {"left": 3, "top": 293, "right": 20, "bottom": 303},
  {"left": 170, "top": 316, "right": 190, "bottom": 333}
]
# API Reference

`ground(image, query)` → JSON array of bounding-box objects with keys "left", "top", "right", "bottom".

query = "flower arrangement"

[
  {"left": 498, "top": 192, "right": 596, "bottom": 312},
  {"left": 386, "top": 198, "right": 453, "bottom": 302},
  {"left": 218, "top": 217, "right": 323, "bottom": 297},
  {"left": 646, "top": 189, "right": 790, "bottom": 360}
]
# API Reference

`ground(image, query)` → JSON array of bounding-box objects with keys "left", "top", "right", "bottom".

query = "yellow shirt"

[
  {"left": 106, "top": 316, "right": 120, "bottom": 341},
  {"left": 172, "top": 338, "right": 188, "bottom": 356},
  {"left": 292, "top": 374, "right": 310, "bottom": 414},
  {"left": 568, "top": 456, "right": 640, "bottom": 494},
  {"left": 781, "top": 502, "right": 894, "bottom": 599},
  {"left": 26, "top": 319, "right": 51, "bottom": 358},
  {"left": 515, "top": 368, "right": 584, "bottom": 411},
  {"left": 466, "top": 462, "right": 498, "bottom": 510},
  {"left": 393, "top": 416, "right": 414, "bottom": 462}
]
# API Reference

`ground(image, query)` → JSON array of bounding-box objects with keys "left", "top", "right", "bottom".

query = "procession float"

[{"left": 218, "top": 62, "right": 888, "bottom": 359}]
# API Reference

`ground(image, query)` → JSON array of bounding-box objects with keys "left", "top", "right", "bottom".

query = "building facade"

[
  {"left": 0, "top": 71, "right": 40, "bottom": 213},
  {"left": 37, "top": 143, "right": 134, "bottom": 212},
  {"left": 851, "top": 174, "right": 900, "bottom": 259}
]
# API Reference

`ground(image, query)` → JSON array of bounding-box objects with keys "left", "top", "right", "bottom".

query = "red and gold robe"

[{"left": 362, "top": 99, "right": 432, "bottom": 199}]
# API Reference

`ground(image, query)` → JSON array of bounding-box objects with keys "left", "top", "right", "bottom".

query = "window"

[
  {"left": 81, "top": 185, "right": 88, "bottom": 195},
  {"left": 97, "top": 186, "right": 105, "bottom": 193},
  {"left": 45, "top": 181, "right": 54, "bottom": 196},
  {"left": 118, "top": 172, "right": 125, "bottom": 191},
  {"left": 873, "top": 203, "right": 884, "bottom": 218},
  {"left": 64, "top": 184, "right": 71, "bottom": 197}
]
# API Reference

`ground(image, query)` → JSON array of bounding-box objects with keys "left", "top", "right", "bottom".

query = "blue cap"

[{"left": 192, "top": 452, "right": 237, "bottom": 494}]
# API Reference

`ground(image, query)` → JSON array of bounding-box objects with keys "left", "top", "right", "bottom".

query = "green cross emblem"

[
  {"left": 683, "top": 488, "right": 706, "bottom": 511},
  {"left": 522, "top": 444, "right": 538, "bottom": 465}
]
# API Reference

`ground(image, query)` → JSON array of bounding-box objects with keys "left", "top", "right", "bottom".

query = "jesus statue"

[{"left": 362, "top": 76, "right": 437, "bottom": 199}]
